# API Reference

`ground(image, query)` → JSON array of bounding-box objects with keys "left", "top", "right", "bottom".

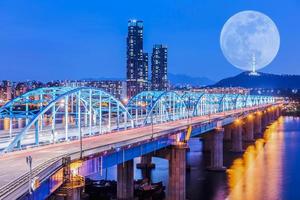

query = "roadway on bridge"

[{"left": 0, "top": 106, "right": 262, "bottom": 190}]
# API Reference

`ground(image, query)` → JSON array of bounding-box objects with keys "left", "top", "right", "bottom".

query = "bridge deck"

[{"left": 0, "top": 106, "right": 265, "bottom": 190}]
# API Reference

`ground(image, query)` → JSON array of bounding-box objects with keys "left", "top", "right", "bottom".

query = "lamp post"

[
  {"left": 151, "top": 97, "right": 154, "bottom": 139},
  {"left": 187, "top": 96, "right": 191, "bottom": 124},
  {"left": 80, "top": 127, "right": 83, "bottom": 159},
  {"left": 26, "top": 155, "right": 32, "bottom": 195}
]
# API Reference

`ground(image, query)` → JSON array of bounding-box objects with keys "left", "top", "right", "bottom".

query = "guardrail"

[{"left": 0, "top": 156, "right": 64, "bottom": 200}]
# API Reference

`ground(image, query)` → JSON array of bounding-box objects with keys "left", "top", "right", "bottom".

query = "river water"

[{"left": 87, "top": 116, "right": 300, "bottom": 200}]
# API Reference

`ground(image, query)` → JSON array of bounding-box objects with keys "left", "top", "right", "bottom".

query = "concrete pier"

[
  {"left": 243, "top": 115, "right": 254, "bottom": 142},
  {"left": 137, "top": 154, "right": 155, "bottom": 180},
  {"left": 276, "top": 107, "right": 281, "bottom": 118},
  {"left": 201, "top": 134, "right": 211, "bottom": 152},
  {"left": 261, "top": 112, "right": 268, "bottom": 129},
  {"left": 254, "top": 113, "right": 262, "bottom": 136},
  {"left": 136, "top": 154, "right": 155, "bottom": 169},
  {"left": 224, "top": 125, "right": 232, "bottom": 141},
  {"left": 231, "top": 120, "right": 243, "bottom": 152},
  {"left": 168, "top": 143, "right": 188, "bottom": 200},
  {"left": 117, "top": 160, "right": 134, "bottom": 200},
  {"left": 208, "top": 128, "right": 226, "bottom": 171},
  {"left": 268, "top": 109, "right": 274, "bottom": 122}
]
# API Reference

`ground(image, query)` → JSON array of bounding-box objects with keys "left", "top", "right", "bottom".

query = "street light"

[
  {"left": 151, "top": 97, "right": 154, "bottom": 139},
  {"left": 26, "top": 155, "right": 32, "bottom": 195},
  {"left": 80, "top": 127, "right": 83, "bottom": 159},
  {"left": 187, "top": 96, "right": 191, "bottom": 124}
]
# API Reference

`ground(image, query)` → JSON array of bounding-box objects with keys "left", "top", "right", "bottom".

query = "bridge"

[{"left": 0, "top": 87, "right": 281, "bottom": 199}]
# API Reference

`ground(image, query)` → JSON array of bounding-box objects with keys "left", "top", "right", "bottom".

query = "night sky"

[{"left": 0, "top": 0, "right": 299, "bottom": 81}]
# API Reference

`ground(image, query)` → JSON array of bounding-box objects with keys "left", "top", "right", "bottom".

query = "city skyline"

[
  {"left": 0, "top": 0, "right": 299, "bottom": 81},
  {"left": 0, "top": 2, "right": 298, "bottom": 199}
]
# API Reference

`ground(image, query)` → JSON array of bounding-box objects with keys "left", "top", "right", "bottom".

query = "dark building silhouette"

[
  {"left": 151, "top": 44, "right": 168, "bottom": 91},
  {"left": 126, "top": 20, "right": 148, "bottom": 98}
]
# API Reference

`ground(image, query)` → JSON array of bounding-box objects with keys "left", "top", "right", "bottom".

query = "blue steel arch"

[
  {"left": 127, "top": 91, "right": 188, "bottom": 125},
  {"left": 1, "top": 87, "right": 133, "bottom": 153},
  {"left": 235, "top": 94, "right": 247, "bottom": 109},
  {"left": 219, "top": 94, "right": 239, "bottom": 112},
  {"left": 0, "top": 87, "right": 73, "bottom": 119},
  {"left": 126, "top": 91, "right": 165, "bottom": 126},
  {"left": 143, "top": 91, "right": 188, "bottom": 124},
  {"left": 181, "top": 92, "right": 204, "bottom": 116},
  {"left": 193, "top": 93, "right": 229, "bottom": 116}
]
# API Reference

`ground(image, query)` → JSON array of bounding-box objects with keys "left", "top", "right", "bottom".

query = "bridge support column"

[
  {"left": 261, "top": 112, "right": 268, "bottom": 130},
  {"left": 208, "top": 128, "right": 226, "bottom": 171},
  {"left": 254, "top": 113, "right": 262, "bottom": 136},
  {"left": 231, "top": 120, "right": 243, "bottom": 153},
  {"left": 201, "top": 134, "right": 211, "bottom": 152},
  {"left": 243, "top": 116, "right": 254, "bottom": 142},
  {"left": 224, "top": 125, "right": 231, "bottom": 141},
  {"left": 268, "top": 109, "right": 274, "bottom": 122},
  {"left": 137, "top": 154, "right": 155, "bottom": 180},
  {"left": 275, "top": 107, "right": 279, "bottom": 119},
  {"left": 137, "top": 154, "right": 155, "bottom": 169},
  {"left": 168, "top": 143, "right": 188, "bottom": 200},
  {"left": 276, "top": 107, "right": 281, "bottom": 118},
  {"left": 274, "top": 109, "right": 278, "bottom": 119},
  {"left": 117, "top": 160, "right": 134, "bottom": 200},
  {"left": 274, "top": 107, "right": 279, "bottom": 120}
]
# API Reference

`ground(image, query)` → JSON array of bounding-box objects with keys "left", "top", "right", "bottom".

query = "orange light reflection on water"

[{"left": 227, "top": 117, "right": 284, "bottom": 200}]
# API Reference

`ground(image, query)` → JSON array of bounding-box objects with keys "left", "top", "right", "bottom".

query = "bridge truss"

[{"left": 0, "top": 87, "right": 275, "bottom": 153}]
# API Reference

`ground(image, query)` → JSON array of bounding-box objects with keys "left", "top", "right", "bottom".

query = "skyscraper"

[
  {"left": 126, "top": 20, "right": 148, "bottom": 98},
  {"left": 151, "top": 45, "right": 168, "bottom": 91}
]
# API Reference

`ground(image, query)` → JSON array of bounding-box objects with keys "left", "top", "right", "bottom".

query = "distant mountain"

[
  {"left": 213, "top": 72, "right": 300, "bottom": 89},
  {"left": 168, "top": 73, "right": 215, "bottom": 87}
]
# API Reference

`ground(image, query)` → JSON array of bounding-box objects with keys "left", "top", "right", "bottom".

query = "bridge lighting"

[
  {"left": 59, "top": 99, "right": 65, "bottom": 107},
  {"left": 248, "top": 114, "right": 253, "bottom": 119},
  {"left": 176, "top": 134, "right": 181, "bottom": 143},
  {"left": 70, "top": 160, "right": 83, "bottom": 176},
  {"left": 122, "top": 98, "right": 128, "bottom": 104},
  {"left": 235, "top": 119, "right": 241, "bottom": 124}
]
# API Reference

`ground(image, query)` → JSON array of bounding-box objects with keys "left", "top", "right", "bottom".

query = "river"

[{"left": 85, "top": 116, "right": 300, "bottom": 200}]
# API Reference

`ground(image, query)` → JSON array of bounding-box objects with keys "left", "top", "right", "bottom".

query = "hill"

[
  {"left": 213, "top": 72, "right": 300, "bottom": 89},
  {"left": 169, "top": 73, "right": 215, "bottom": 87}
]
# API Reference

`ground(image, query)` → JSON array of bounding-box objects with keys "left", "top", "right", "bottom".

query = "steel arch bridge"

[{"left": 0, "top": 87, "right": 275, "bottom": 154}]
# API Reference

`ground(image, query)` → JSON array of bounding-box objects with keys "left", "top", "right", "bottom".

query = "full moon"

[{"left": 220, "top": 10, "right": 280, "bottom": 72}]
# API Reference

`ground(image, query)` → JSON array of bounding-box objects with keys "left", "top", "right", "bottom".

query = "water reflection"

[
  {"left": 227, "top": 117, "right": 284, "bottom": 200},
  {"left": 49, "top": 116, "right": 300, "bottom": 200}
]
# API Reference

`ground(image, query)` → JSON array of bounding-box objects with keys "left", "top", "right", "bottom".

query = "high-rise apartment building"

[
  {"left": 126, "top": 20, "right": 148, "bottom": 98},
  {"left": 151, "top": 45, "right": 168, "bottom": 91}
]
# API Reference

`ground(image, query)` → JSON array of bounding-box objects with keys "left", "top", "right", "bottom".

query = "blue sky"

[{"left": 0, "top": 0, "right": 299, "bottom": 81}]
